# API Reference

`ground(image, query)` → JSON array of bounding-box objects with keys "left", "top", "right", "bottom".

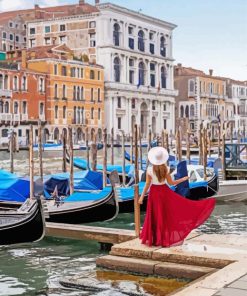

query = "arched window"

[
  {"left": 180, "top": 105, "right": 184, "bottom": 117},
  {"left": 114, "top": 57, "right": 121, "bottom": 82},
  {"left": 40, "top": 102, "right": 44, "bottom": 115},
  {"left": 5, "top": 101, "right": 9, "bottom": 113},
  {"left": 189, "top": 80, "right": 195, "bottom": 92},
  {"left": 0, "top": 101, "right": 3, "bottom": 113},
  {"left": 185, "top": 105, "right": 189, "bottom": 118},
  {"left": 13, "top": 76, "right": 18, "bottom": 91},
  {"left": 138, "top": 30, "right": 145, "bottom": 52},
  {"left": 73, "top": 106, "right": 76, "bottom": 123},
  {"left": 14, "top": 102, "right": 18, "bottom": 114},
  {"left": 91, "top": 88, "right": 94, "bottom": 102},
  {"left": 81, "top": 107, "right": 84, "bottom": 124},
  {"left": 138, "top": 62, "right": 145, "bottom": 86},
  {"left": 81, "top": 87, "right": 84, "bottom": 100},
  {"left": 62, "top": 84, "right": 66, "bottom": 98},
  {"left": 54, "top": 84, "right": 58, "bottom": 98},
  {"left": 77, "top": 107, "right": 81, "bottom": 123},
  {"left": 98, "top": 108, "right": 101, "bottom": 120},
  {"left": 73, "top": 86, "right": 76, "bottom": 100},
  {"left": 160, "top": 36, "right": 166, "bottom": 57},
  {"left": 21, "top": 76, "right": 27, "bottom": 91},
  {"left": 98, "top": 88, "right": 101, "bottom": 102},
  {"left": 55, "top": 106, "right": 58, "bottom": 119},
  {"left": 63, "top": 106, "right": 66, "bottom": 119},
  {"left": 161, "top": 66, "right": 167, "bottom": 89},
  {"left": 90, "top": 70, "right": 95, "bottom": 79},
  {"left": 77, "top": 86, "right": 80, "bottom": 100},
  {"left": 0, "top": 74, "right": 3, "bottom": 89},
  {"left": 113, "top": 23, "right": 120, "bottom": 46},
  {"left": 4, "top": 75, "right": 8, "bottom": 89},
  {"left": 190, "top": 105, "right": 195, "bottom": 117},
  {"left": 91, "top": 107, "right": 94, "bottom": 119}
]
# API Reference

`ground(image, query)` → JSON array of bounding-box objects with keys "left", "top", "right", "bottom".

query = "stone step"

[
  {"left": 110, "top": 238, "right": 233, "bottom": 269},
  {"left": 96, "top": 255, "right": 217, "bottom": 280}
]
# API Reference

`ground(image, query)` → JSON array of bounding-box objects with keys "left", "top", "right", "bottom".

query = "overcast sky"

[{"left": 0, "top": 0, "right": 246, "bottom": 81}]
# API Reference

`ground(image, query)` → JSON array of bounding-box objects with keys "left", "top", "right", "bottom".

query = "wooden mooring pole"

[
  {"left": 203, "top": 128, "right": 208, "bottom": 180},
  {"left": 86, "top": 127, "right": 90, "bottom": 170},
  {"left": 91, "top": 132, "right": 97, "bottom": 171},
  {"left": 139, "top": 127, "right": 143, "bottom": 170},
  {"left": 111, "top": 128, "right": 114, "bottom": 165},
  {"left": 134, "top": 124, "right": 140, "bottom": 237},
  {"left": 9, "top": 129, "right": 14, "bottom": 173},
  {"left": 121, "top": 131, "right": 126, "bottom": 186},
  {"left": 62, "top": 129, "right": 67, "bottom": 173},
  {"left": 29, "top": 125, "right": 34, "bottom": 198},
  {"left": 103, "top": 128, "right": 107, "bottom": 188},
  {"left": 199, "top": 123, "right": 203, "bottom": 165},
  {"left": 222, "top": 132, "right": 226, "bottom": 180},
  {"left": 68, "top": 127, "right": 74, "bottom": 194},
  {"left": 186, "top": 119, "right": 191, "bottom": 163},
  {"left": 218, "top": 123, "right": 221, "bottom": 157},
  {"left": 38, "top": 121, "right": 43, "bottom": 182},
  {"left": 130, "top": 133, "right": 134, "bottom": 164}
]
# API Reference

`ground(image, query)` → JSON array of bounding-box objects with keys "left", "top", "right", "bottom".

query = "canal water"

[{"left": 0, "top": 150, "right": 246, "bottom": 295}]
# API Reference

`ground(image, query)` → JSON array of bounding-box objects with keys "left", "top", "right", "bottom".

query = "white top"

[{"left": 147, "top": 166, "right": 170, "bottom": 185}]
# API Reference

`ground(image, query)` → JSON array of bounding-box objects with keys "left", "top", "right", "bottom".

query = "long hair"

[{"left": 153, "top": 164, "right": 168, "bottom": 183}]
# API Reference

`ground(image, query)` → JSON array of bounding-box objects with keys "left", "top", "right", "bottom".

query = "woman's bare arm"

[
  {"left": 138, "top": 173, "right": 152, "bottom": 204},
  {"left": 166, "top": 173, "right": 189, "bottom": 186}
]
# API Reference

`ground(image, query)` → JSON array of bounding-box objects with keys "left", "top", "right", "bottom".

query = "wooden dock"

[{"left": 45, "top": 222, "right": 136, "bottom": 244}]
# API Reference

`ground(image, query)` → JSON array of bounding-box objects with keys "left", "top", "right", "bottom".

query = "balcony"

[
  {"left": 0, "top": 89, "right": 12, "bottom": 98},
  {"left": 105, "top": 82, "right": 178, "bottom": 97},
  {"left": 13, "top": 114, "right": 20, "bottom": 122},
  {"left": 39, "top": 115, "right": 45, "bottom": 121},
  {"left": 21, "top": 114, "right": 28, "bottom": 121},
  {"left": 0, "top": 113, "right": 12, "bottom": 121},
  {"left": 116, "top": 108, "right": 126, "bottom": 115},
  {"left": 163, "top": 111, "right": 170, "bottom": 119}
]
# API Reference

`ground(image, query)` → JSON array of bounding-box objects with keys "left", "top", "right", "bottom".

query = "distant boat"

[
  {"left": 216, "top": 180, "right": 247, "bottom": 202},
  {"left": 33, "top": 140, "right": 80, "bottom": 151},
  {"left": 45, "top": 186, "right": 118, "bottom": 224},
  {"left": 0, "top": 198, "right": 45, "bottom": 245}
]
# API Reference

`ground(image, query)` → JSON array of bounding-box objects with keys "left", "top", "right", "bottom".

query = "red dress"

[{"left": 140, "top": 184, "right": 215, "bottom": 247}]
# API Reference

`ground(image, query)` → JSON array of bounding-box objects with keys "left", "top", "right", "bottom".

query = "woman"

[{"left": 139, "top": 147, "right": 215, "bottom": 247}]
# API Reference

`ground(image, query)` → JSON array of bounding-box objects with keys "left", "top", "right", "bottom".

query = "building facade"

[
  {"left": 0, "top": 63, "right": 46, "bottom": 145},
  {"left": 26, "top": 2, "right": 178, "bottom": 138},
  {"left": 226, "top": 79, "right": 247, "bottom": 133},
  {"left": 174, "top": 65, "right": 234, "bottom": 139},
  {"left": 24, "top": 45, "right": 104, "bottom": 142}
]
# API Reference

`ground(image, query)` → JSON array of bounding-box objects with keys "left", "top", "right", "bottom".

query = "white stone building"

[
  {"left": 26, "top": 1, "right": 178, "bottom": 138},
  {"left": 96, "top": 3, "right": 177, "bottom": 138}
]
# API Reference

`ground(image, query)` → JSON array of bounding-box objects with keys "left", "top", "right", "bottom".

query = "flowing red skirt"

[{"left": 140, "top": 184, "right": 215, "bottom": 247}]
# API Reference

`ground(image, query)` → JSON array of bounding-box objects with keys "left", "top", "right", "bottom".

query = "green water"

[{"left": 0, "top": 150, "right": 246, "bottom": 295}]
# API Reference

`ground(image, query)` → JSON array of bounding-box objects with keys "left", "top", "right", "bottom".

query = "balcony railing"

[
  {"left": 0, "top": 113, "right": 12, "bottom": 121},
  {"left": 105, "top": 82, "right": 178, "bottom": 97},
  {"left": 21, "top": 114, "right": 28, "bottom": 121},
  {"left": 0, "top": 89, "right": 12, "bottom": 98},
  {"left": 13, "top": 114, "right": 20, "bottom": 122}
]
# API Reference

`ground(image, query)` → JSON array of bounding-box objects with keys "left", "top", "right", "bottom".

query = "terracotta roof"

[{"left": 0, "top": 2, "right": 98, "bottom": 25}]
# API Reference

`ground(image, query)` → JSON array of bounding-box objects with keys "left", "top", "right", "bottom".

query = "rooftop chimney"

[
  {"left": 177, "top": 63, "right": 182, "bottom": 68},
  {"left": 95, "top": 0, "right": 100, "bottom": 4},
  {"left": 34, "top": 4, "right": 40, "bottom": 9},
  {"left": 79, "top": 0, "right": 85, "bottom": 5},
  {"left": 209, "top": 69, "right": 213, "bottom": 76}
]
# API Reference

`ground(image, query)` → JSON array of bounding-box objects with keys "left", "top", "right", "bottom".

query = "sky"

[{"left": 0, "top": 0, "right": 246, "bottom": 81}]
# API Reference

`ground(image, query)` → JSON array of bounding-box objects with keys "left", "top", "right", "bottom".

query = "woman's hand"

[
  {"left": 182, "top": 176, "right": 189, "bottom": 182},
  {"left": 138, "top": 195, "right": 144, "bottom": 204}
]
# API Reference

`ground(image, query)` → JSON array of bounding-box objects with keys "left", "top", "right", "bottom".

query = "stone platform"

[{"left": 96, "top": 231, "right": 247, "bottom": 296}]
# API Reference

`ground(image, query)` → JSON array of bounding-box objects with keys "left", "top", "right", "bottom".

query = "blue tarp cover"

[
  {"left": 64, "top": 186, "right": 112, "bottom": 202},
  {"left": 73, "top": 158, "right": 133, "bottom": 174},
  {"left": 43, "top": 170, "right": 105, "bottom": 197},
  {"left": 0, "top": 170, "right": 30, "bottom": 202}
]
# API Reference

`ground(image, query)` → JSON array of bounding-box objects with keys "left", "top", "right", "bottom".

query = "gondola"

[
  {"left": 0, "top": 198, "right": 45, "bottom": 245},
  {"left": 45, "top": 186, "right": 118, "bottom": 224}
]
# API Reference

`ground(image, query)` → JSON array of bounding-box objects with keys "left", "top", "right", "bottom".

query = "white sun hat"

[{"left": 148, "top": 147, "right": 169, "bottom": 165}]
